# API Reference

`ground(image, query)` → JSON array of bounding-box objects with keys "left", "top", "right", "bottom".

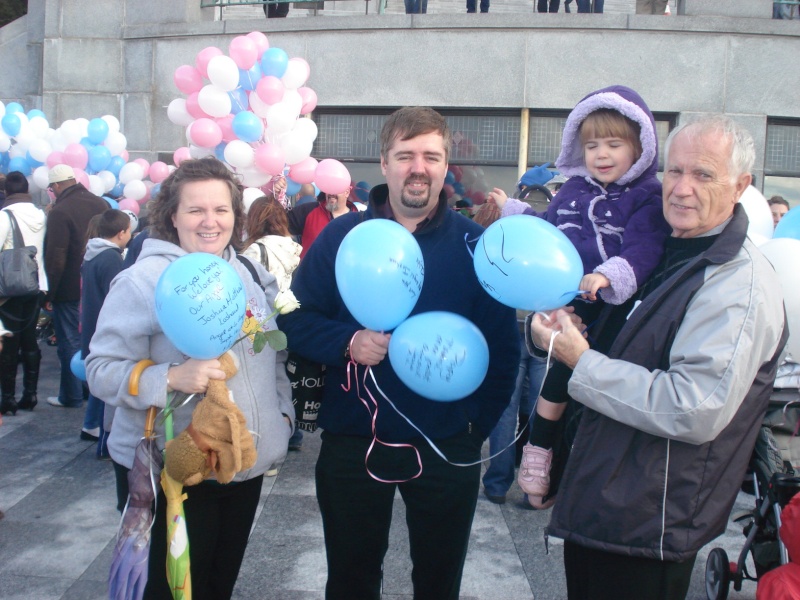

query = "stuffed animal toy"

[{"left": 164, "top": 352, "right": 257, "bottom": 486}]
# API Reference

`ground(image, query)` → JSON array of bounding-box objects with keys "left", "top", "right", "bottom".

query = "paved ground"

[{"left": 0, "top": 342, "right": 758, "bottom": 599}]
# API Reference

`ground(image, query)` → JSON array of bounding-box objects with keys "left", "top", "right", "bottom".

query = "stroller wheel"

[{"left": 705, "top": 548, "right": 731, "bottom": 600}]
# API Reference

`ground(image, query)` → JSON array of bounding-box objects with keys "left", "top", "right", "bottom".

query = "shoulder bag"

[{"left": 0, "top": 210, "right": 39, "bottom": 298}]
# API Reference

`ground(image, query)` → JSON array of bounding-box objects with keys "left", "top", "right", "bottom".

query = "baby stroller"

[{"left": 705, "top": 394, "right": 800, "bottom": 600}]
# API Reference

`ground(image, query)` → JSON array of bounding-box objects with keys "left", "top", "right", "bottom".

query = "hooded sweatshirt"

[
  {"left": 0, "top": 193, "right": 48, "bottom": 291},
  {"left": 80, "top": 238, "right": 124, "bottom": 358},
  {"left": 86, "top": 238, "right": 295, "bottom": 480},
  {"left": 502, "top": 85, "right": 670, "bottom": 305},
  {"left": 241, "top": 234, "right": 302, "bottom": 293}
]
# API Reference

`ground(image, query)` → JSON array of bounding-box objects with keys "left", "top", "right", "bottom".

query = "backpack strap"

[
  {"left": 256, "top": 242, "right": 269, "bottom": 271},
  {"left": 2, "top": 210, "right": 25, "bottom": 249},
  {"left": 236, "top": 254, "right": 264, "bottom": 291}
]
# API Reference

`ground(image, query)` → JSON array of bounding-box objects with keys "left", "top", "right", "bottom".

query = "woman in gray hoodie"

[{"left": 87, "top": 158, "right": 294, "bottom": 599}]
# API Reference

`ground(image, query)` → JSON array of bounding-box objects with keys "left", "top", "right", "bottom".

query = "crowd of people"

[{"left": 0, "top": 93, "right": 797, "bottom": 599}]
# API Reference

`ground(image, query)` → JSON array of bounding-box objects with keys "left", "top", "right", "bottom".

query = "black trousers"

[
  {"left": 316, "top": 430, "right": 482, "bottom": 600},
  {"left": 537, "top": 0, "right": 560, "bottom": 11},
  {"left": 564, "top": 541, "right": 696, "bottom": 600},
  {"left": 140, "top": 474, "right": 264, "bottom": 600},
  {"left": 263, "top": 1, "right": 289, "bottom": 18}
]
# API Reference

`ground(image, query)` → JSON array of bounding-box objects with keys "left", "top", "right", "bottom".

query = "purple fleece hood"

[{"left": 555, "top": 85, "right": 659, "bottom": 187}]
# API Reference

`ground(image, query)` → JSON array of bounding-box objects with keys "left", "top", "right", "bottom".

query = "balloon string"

[
  {"left": 463, "top": 232, "right": 481, "bottom": 259},
  {"left": 347, "top": 362, "right": 423, "bottom": 483}
]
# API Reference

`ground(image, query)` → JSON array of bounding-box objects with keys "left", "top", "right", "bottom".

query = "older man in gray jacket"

[{"left": 531, "top": 116, "right": 787, "bottom": 600}]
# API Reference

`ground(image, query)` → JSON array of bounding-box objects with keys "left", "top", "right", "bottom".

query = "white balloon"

[
  {"left": 197, "top": 84, "right": 232, "bottom": 118},
  {"left": 282, "top": 89, "right": 303, "bottom": 115},
  {"left": 266, "top": 102, "right": 298, "bottom": 134},
  {"left": 281, "top": 58, "right": 310, "bottom": 90},
  {"left": 123, "top": 210, "right": 139, "bottom": 233},
  {"left": 224, "top": 140, "right": 254, "bottom": 169},
  {"left": 123, "top": 179, "right": 147, "bottom": 201},
  {"left": 8, "top": 144, "right": 25, "bottom": 159},
  {"left": 105, "top": 131, "right": 128, "bottom": 156},
  {"left": 292, "top": 118, "right": 318, "bottom": 144},
  {"left": 0, "top": 101, "right": 5, "bottom": 118},
  {"left": 98, "top": 170, "right": 117, "bottom": 192},
  {"left": 49, "top": 130, "right": 67, "bottom": 152},
  {"left": 0, "top": 133, "right": 10, "bottom": 153},
  {"left": 32, "top": 165, "right": 50, "bottom": 189},
  {"left": 189, "top": 144, "right": 214, "bottom": 159},
  {"left": 242, "top": 187, "right": 263, "bottom": 213},
  {"left": 238, "top": 166, "right": 271, "bottom": 188},
  {"left": 759, "top": 237, "right": 800, "bottom": 362},
  {"left": 28, "top": 139, "right": 52, "bottom": 163},
  {"left": 59, "top": 120, "right": 82, "bottom": 145},
  {"left": 279, "top": 134, "right": 313, "bottom": 165},
  {"left": 28, "top": 116, "right": 50, "bottom": 137},
  {"left": 248, "top": 92, "right": 271, "bottom": 119},
  {"left": 102, "top": 115, "right": 121, "bottom": 133},
  {"left": 207, "top": 55, "right": 240, "bottom": 92},
  {"left": 739, "top": 186, "right": 774, "bottom": 243},
  {"left": 75, "top": 117, "right": 89, "bottom": 139},
  {"left": 88, "top": 174, "right": 106, "bottom": 196},
  {"left": 27, "top": 175, "right": 41, "bottom": 193},
  {"left": 119, "top": 162, "right": 145, "bottom": 185},
  {"left": 13, "top": 130, "right": 34, "bottom": 152},
  {"left": 168, "top": 99, "right": 195, "bottom": 127}
]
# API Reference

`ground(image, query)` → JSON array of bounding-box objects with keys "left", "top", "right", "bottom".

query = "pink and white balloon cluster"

[
  {"left": 167, "top": 31, "right": 350, "bottom": 201},
  {"left": 0, "top": 101, "right": 172, "bottom": 216}
]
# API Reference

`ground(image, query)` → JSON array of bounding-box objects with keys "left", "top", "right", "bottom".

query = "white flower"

[{"left": 274, "top": 290, "right": 301, "bottom": 315}]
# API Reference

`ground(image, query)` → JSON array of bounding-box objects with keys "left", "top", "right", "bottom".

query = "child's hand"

[
  {"left": 487, "top": 188, "right": 509, "bottom": 209},
  {"left": 580, "top": 273, "right": 610, "bottom": 301}
]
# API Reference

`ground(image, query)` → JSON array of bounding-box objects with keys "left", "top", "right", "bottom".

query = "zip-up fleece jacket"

[
  {"left": 548, "top": 204, "right": 787, "bottom": 561},
  {"left": 278, "top": 184, "right": 519, "bottom": 442},
  {"left": 86, "top": 239, "right": 295, "bottom": 480}
]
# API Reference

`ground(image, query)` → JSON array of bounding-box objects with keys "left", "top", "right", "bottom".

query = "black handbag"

[
  {"left": 0, "top": 210, "right": 39, "bottom": 298},
  {"left": 286, "top": 351, "right": 326, "bottom": 432}
]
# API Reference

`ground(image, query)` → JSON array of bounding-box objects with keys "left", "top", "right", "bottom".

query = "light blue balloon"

[
  {"left": 285, "top": 177, "right": 301, "bottom": 196},
  {"left": 214, "top": 142, "right": 227, "bottom": 162},
  {"left": 70, "top": 351, "right": 87, "bottom": 381},
  {"left": 7, "top": 156, "right": 31, "bottom": 176},
  {"left": 103, "top": 196, "right": 119, "bottom": 209},
  {"left": 87, "top": 118, "right": 109, "bottom": 145},
  {"left": 232, "top": 111, "right": 263, "bottom": 143},
  {"left": 155, "top": 253, "right": 247, "bottom": 360},
  {"left": 25, "top": 151, "right": 43, "bottom": 167},
  {"left": 1, "top": 113, "right": 21, "bottom": 137},
  {"left": 238, "top": 63, "right": 263, "bottom": 91},
  {"left": 335, "top": 219, "right": 424, "bottom": 331},
  {"left": 151, "top": 183, "right": 161, "bottom": 198},
  {"left": 228, "top": 88, "right": 249, "bottom": 114},
  {"left": 388, "top": 311, "right": 489, "bottom": 402},
  {"left": 774, "top": 206, "right": 800, "bottom": 241},
  {"left": 5, "top": 102, "right": 24, "bottom": 115},
  {"left": 110, "top": 182, "right": 124, "bottom": 198},
  {"left": 473, "top": 214, "right": 583, "bottom": 311},
  {"left": 260, "top": 47, "right": 289, "bottom": 78},
  {"left": 88, "top": 145, "right": 112, "bottom": 172},
  {"left": 27, "top": 109, "right": 46, "bottom": 120},
  {"left": 107, "top": 155, "right": 126, "bottom": 176}
]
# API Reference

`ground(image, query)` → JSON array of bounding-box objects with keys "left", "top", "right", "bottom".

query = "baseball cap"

[{"left": 48, "top": 164, "right": 76, "bottom": 184}]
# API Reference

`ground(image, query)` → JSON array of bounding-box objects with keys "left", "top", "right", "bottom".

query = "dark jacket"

[
  {"left": 278, "top": 184, "right": 519, "bottom": 442},
  {"left": 44, "top": 183, "right": 108, "bottom": 302},
  {"left": 547, "top": 206, "right": 787, "bottom": 561},
  {"left": 80, "top": 239, "right": 124, "bottom": 358}
]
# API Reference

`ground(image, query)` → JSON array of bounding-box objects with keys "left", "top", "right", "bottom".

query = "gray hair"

[{"left": 664, "top": 115, "right": 755, "bottom": 181}]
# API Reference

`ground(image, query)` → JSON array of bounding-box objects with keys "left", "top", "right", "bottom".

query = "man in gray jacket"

[{"left": 530, "top": 116, "right": 787, "bottom": 599}]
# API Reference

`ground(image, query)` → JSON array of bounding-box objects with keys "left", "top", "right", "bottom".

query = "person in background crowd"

[
  {"left": 636, "top": 0, "right": 668, "bottom": 14},
  {"left": 405, "top": 0, "right": 427, "bottom": 13},
  {"left": 768, "top": 195, "right": 790, "bottom": 228},
  {"left": 537, "top": 0, "right": 560, "bottom": 12},
  {"left": 279, "top": 106, "right": 519, "bottom": 600},
  {"left": 577, "top": 0, "right": 603, "bottom": 11},
  {"left": 263, "top": 0, "right": 289, "bottom": 19},
  {"left": 287, "top": 182, "right": 357, "bottom": 260},
  {"left": 0, "top": 172, "right": 48, "bottom": 415},
  {"left": 43, "top": 164, "right": 107, "bottom": 410},
  {"left": 79, "top": 209, "right": 131, "bottom": 452},
  {"left": 467, "top": 0, "right": 489, "bottom": 13},
  {"left": 532, "top": 116, "right": 786, "bottom": 599}
]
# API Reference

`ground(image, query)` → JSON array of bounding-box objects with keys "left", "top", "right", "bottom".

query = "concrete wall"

[{"left": 3, "top": 1, "right": 799, "bottom": 185}]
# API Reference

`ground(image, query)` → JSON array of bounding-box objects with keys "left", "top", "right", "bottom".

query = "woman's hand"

[
  {"left": 487, "top": 187, "right": 509, "bottom": 210},
  {"left": 166, "top": 359, "right": 226, "bottom": 395},
  {"left": 531, "top": 309, "right": 589, "bottom": 369},
  {"left": 273, "top": 175, "right": 287, "bottom": 197},
  {"left": 349, "top": 330, "right": 391, "bottom": 366}
]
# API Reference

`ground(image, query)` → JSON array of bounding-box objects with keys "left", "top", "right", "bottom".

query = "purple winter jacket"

[{"left": 505, "top": 85, "right": 671, "bottom": 305}]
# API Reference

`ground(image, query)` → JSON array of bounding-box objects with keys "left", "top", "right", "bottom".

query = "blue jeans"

[
  {"left": 482, "top": 335, "right": 546, "bottom": 497},
  {"left": 404, "top": 0, "right": 427, "bottom": 13},
  {"left": 466, "top": 0, "right": 489, "bottom": 12},
  {"left": 577, "top": 0, "right": 603, "bottom": 11},
  {"left": 83, "top": 393, "right": 104, "bottom": 431},
  {"left": 53, "top": 301, "right": 84, "bottom": 406}
]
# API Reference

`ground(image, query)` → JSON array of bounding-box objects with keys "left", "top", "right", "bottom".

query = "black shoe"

[
  {"left": 483, "top": 489, "right": 506, "bottom": 505},
  {"left": 80, "top": 428, "right": 100, "bottom": 442},
  {"left": 17, "top": 394, "right": 38, "bottom": 411},
  {"left": 0, "top": 396, "right": 18, "bottom": 416}
]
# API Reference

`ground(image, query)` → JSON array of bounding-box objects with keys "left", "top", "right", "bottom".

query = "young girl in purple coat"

[{"left": 489, "top": 85, "right": 671, "bottom": 508}]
